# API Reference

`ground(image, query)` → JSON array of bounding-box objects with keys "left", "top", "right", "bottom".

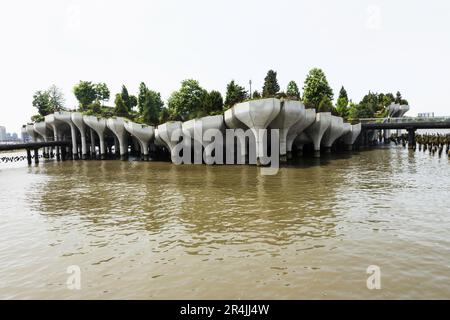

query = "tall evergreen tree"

[
  {"left": 262, "top": 69, "right": 280, "bottom": 97},
  {"left": 286, "top": 81, "right": 300, "bottom": 99},
  {"left": 114, "top": 93, "right": 129, "bottom": 117},
  {"left": 224, "top": 80, "right": 248, "bottom": 108},
  {"left": 302, "top": 68, "right": 334, "bottom": 110},
  {"left": 120, "top": 85, "right": 137, "bottom": 112},
  {"left": 336, "top": 86, "right": 349, "bottom": 119},
  {"left": 137, "top": 82, "right": 148, "bottom": 114}
]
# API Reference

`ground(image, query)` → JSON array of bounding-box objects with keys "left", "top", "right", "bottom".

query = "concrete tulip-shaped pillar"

[
  {"left": 124, "top": 120, "right": 155, "bottom": 160},
  {"left": 71, "top": 112, "right": 88, "bottom": 159},
  {"left": 294, "top": 132, "right": 312, "bottom": 155},
  {"left": 342, "top": 123, "right": 352, "bottom": 137},
  {"left": 53, "top": 111, "right": 78, "bottom": 159},
  {"left": 224, "top": 107, "right": 248, "bottom": 130},
  {"left": 154, "top": 128, "right": 167, "bottom": 148},
  {"left": 83, "top": 115, "right": 107, "bottom": 159},
  {"left": 321, "top": 116, "right": 344, "bottom": 152},
  {"left": 286, "top": 108, "right": 316, "bottom": 159},
  {"left": 34, "top": 121, "right": 53, "bottom": 157},
  {"left": 269, "top": 100, "right": 305, "bottom": 161},
  {"left": 157, "top": 121, "right": 183, "bottom": 163},
  {"left": 45, "top": 114, "right": 63, "bottom": 159},
  {"left": 25, "top": 124, "right": 37, "bottom": 142},
  {"left": 106, "top": 117, "right": 129, "bottom": 160},
  {"left": 234, "top": 98, "right": 281, "bottom": 165},
  {"left": 305, "top": 112, "right": 332, "bottom": 157},
  {"left": 89, "top": 128, "right": 96, "bottom": 156},
  {"left": 342, "top": 123, "right": 362, "bottom": 150}
]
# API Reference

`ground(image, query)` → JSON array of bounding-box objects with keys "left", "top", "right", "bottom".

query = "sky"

[{"left": 1, "top": 0, "right": 449, "bottom": 134}]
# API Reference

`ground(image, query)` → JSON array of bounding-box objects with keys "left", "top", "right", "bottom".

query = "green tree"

[
  {"left": 120, "top": 85, "right": 137, "bottom": 112},
  {"left": 252, "top": 90, "right": 261, "bottom": 99},
  {"left": 336, "top": 86, "right": 349, "bottom": 119},
  {"left": 113, "top": 93, "right": 129, "bottom": 117},
  {"left": 141, "top": 89, "right": 164, "bottom": 125},
  {"left": 395, "top": 91, "right": 402, "bottom": 104},
  {"left": 205, "top": 90, "right": 224, "bottom": 114},
  {"left": 95, "top": 83, "right": 110, "bottom": 105},
  {"left": 159, "top": 107, "right": 170, "bottom": 124},
  {"left": 224, "top": 80, "right": 248, "bottom": 108},
  {"left": 262, "top": 69, "right": 280, "bottom": 97},
  {"left": 137, "top": 82, "right": 149, "bottom": 114},
  {"left": 318, "top": 95, "right": 335, "bottom": 113},
  {"left": 47, "top": 85, "right": 65, "bottom": 112},
  {"left": 32, "top": 90, "right": 51, "bottom": 116},
  {"left": 302, "top": 68, "right": 334, "bottom": 110},
  {"left": 167, "top": 79, "right": 208, "bottom": 121},
  {"left": 73, "top": 81, "right": 97, "bottom": 111},
  {"left": 286, "top": 81, "right": 300, "bottom": 99}
]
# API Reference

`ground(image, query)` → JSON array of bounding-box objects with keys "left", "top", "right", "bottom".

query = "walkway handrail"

[{"left": 358, "top": 116, "right": 450, "bottom": 124}]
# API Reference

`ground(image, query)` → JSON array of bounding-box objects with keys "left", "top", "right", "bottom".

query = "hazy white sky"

[{"left": 1, "top": 0, "right": 449, "bottom": 133}]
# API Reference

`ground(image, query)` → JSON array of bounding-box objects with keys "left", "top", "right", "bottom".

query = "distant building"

[
  {"left": 0, "top": 126, "right": 6, "bottom": 141},
  {"left": 418, "top": 112, "right": 434, "bottom": 118},
  {"left": 0, "top": 126, "right": 20, "bottom": 142}
]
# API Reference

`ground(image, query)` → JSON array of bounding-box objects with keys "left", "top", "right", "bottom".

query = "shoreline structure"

[{"left": 20, "top": 98, "right": 409, "bottom": 166}]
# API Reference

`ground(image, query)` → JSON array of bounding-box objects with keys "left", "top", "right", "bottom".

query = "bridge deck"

[{"left": 0, "top": 141, "right": 71, "bottom": 151}]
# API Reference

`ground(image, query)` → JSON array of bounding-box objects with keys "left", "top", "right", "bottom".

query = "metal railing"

[{"left": 357, "top": 116, "right": 450, "bottom": 124}]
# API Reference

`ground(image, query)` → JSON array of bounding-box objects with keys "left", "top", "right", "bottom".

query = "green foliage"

[
  {"left": 141, "top": 89, "right": 164, "bottom": 125},
  {"left": 32, "top": 85, "right": 65, "bottom": 118},
  {"left": 32, "top": 90, "right": 51, "bottom": 116},
  {"left": 47, "top": 85, "right": 65, "bottom": 112},
  {"left": 252, "top": 90, "right": 261, "bottom": 99},
  {"left": 205, "top": 90, "right": 224, "bottom": 114},
  {"left": 302, "top": 68, "right": 333, "bottom": 110},
  {"left": 336, "top": 86, "right": 349, "bottom": 119},
  {"left": 135, "top": 82, "right": 164, "bottom": 125},
  {"left": 114, "top": 93, "right": 129, "bottom": 118},
  {"left": 348, "top": 91, "right": 401, "bottom": 119},
  {"left": 394, "top": 91, "right": 409, "bottom": 105},
  {"left": 286, "top": 81, "right": 300, "bottom": 100},
  {"left": 224, "top": 80, "right": 248, "bottom": 108},
  {"left": 120, "top": 85, "right": 137, "bottom": 112},
  {"left": 167, "top": 79, "right": 208, "bottom": 121},
  {"left": 73, "top": 81, "right": 97, "bottom": 111},
  {"left": 137, "top": 82, "right": 148, "bottom": 114},
  {"left": 31, "top": 114, "right": 45, "bottom": 122},
  {"left": 159, "top": 107, "right": 170, "bottom": 124},
  {"left": 262, "top": 70, "right": 280, "bottom": 97},
  {"left": 317, "top": 95, "right": 335, "bottom": 113},
  {"left": 95, "top": 83, "right": 110, "bottom": 105}
]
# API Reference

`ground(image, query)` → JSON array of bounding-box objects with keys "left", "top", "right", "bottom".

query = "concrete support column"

[{"left": 70, "top": 124, "right": 78, "bottom": 160}]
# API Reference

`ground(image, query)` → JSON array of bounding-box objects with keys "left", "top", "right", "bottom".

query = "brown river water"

[{"left": 0, "top": 146, "right": 449, "bottom": 299}]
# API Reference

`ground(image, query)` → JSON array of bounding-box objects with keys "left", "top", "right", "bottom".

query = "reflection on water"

[{"left": 0, "top": 146, "right": 449, "bottom": 299}]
